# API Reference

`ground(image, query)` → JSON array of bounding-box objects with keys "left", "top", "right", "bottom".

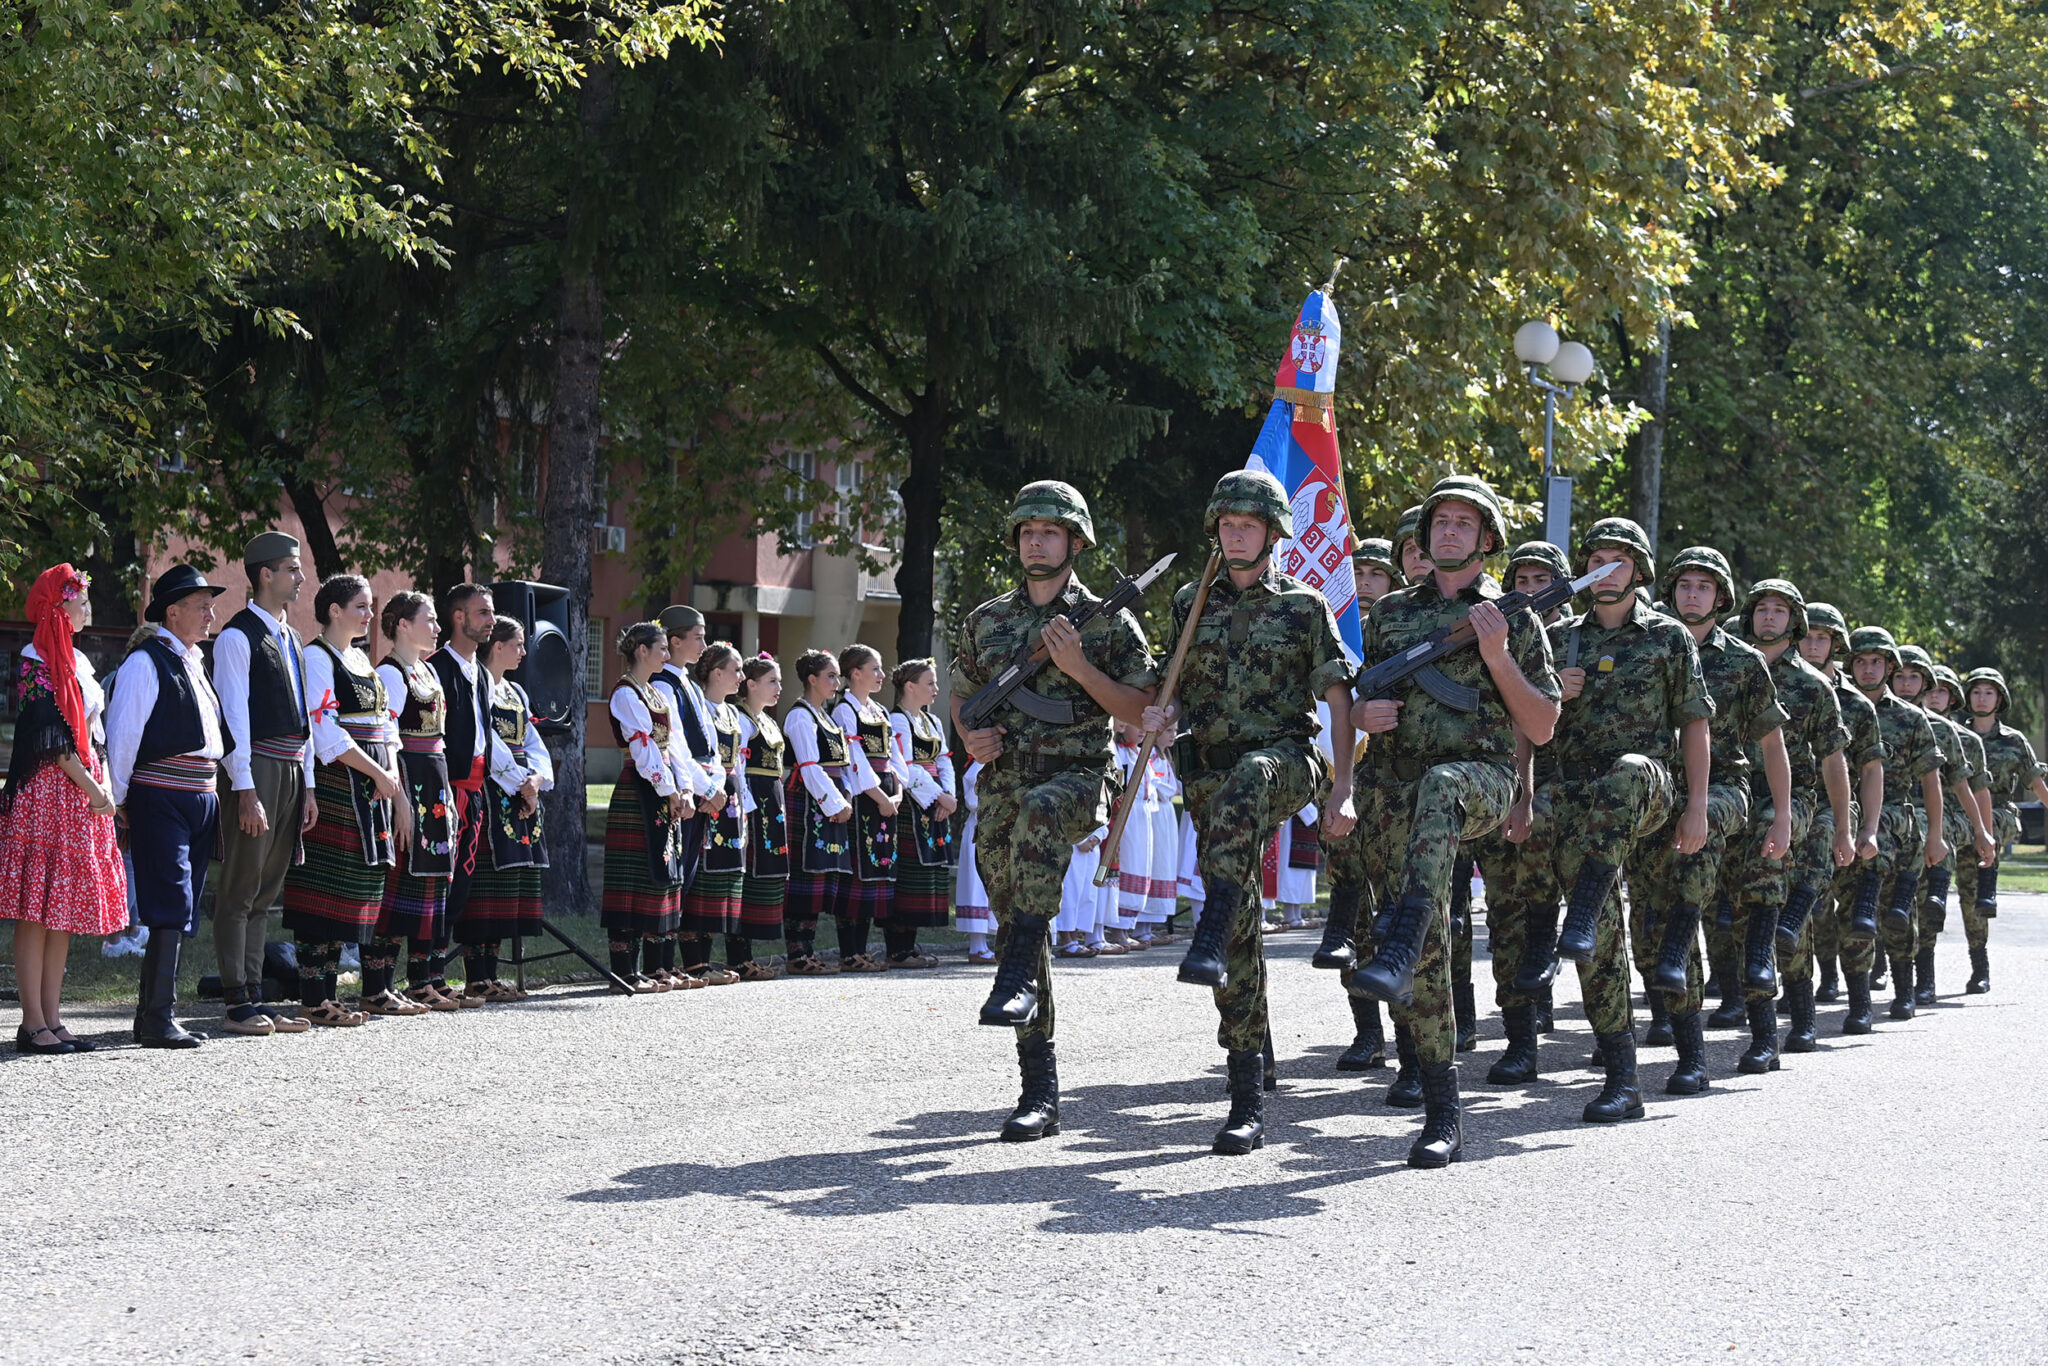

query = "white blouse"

[
  {"left": 304, "top": 641, "right": 397, "bottom": 765},
  {"left": 709, "top": 700, "right": 758, "bottom": 816},
  {"left": 830, "top": 695, "right": 900, "bottom": 796},
  {"left": 783, "top": 701, "right": 853, "bottom": 817},
  {"left": 609, "top": 681, "right": 689, "bottom": 797},
  {"left": 22, "top": 643, "right": 104, "bottom": 745},
  {"left": 890, "top": 709, "right": 956, "bottom": 809},
  {"left": 486, "top": 677, "right": 555, "bottom": 796}
]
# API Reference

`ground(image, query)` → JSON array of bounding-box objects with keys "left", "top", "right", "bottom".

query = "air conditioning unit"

[{"left": 596, "top": 525, "right": 627, "bottom": 554}]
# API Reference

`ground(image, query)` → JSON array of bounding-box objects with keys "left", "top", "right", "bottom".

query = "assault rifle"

[
  {"left": 1358, "top": 558, "right": 1623, "bottom": 711},
  {"left": 957, "top": 553, "right": 1177, "bottom": 730}
]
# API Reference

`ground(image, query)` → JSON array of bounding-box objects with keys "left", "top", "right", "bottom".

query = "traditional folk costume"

[
  {"left": 458, "top": 674, "right": 553, "bottom": 998},
  {"left": 211, "top": 565, "right": 315, "bottom": 1028},
  {"left": 0, "top": 572, "right": 127, "bottom": 941},
  {"left": 889, "top": 706, "right": 957, "bottom": 967},
  {"left": 1056, "top": 830, "right": 1109, "bottom": 953},
  {"left": 652, "top": 660, "right": 726, "bottom": 897},
  {"left": 783, "top": 698, "right": 856, "bottom": 974},
  {"left": 282, "top": 639, "right": 398, "bottom": 1019},
  {"left": 429, "top": 645, "right": 499, "bottom": 935},
  {"left": 831, "top": 693, "right": 900, "bottom": 971},
  {"left": 602, "top": 675, "right": 691, "bottom": 989},
  {"left": 376, "top": 655, "right": 461, "bottom": 1003},
  {"left": 680, "top": 695, "right": 752, "bottom": 984},
  {"left": 1141, "top": 750, "right": 1182, "bottom": 941},
  {"left": 735, "top": 704, "right": 791, "bottom": 979},
  {"left": 106, "top": 567, "right": 231, "bottom": 1048},
  {"left": 1111, "top": 740, "right": 1153, "bottom": 943},
  {"left": 954, "top": 761, "right": 995, "bottom": 961}
]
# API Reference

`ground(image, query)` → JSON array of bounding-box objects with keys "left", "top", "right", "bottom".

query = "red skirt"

[{"left": 0, "top": 757, "right": 127, "bottom": 935}]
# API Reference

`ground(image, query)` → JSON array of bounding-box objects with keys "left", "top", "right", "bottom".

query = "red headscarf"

[{"left": 24, "top": 564, "right": 91, "bottom": 757}]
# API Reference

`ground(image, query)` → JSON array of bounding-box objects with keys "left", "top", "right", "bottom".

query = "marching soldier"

[
  {"left": 1513, "top": 517, "right": 1711, "bottom": 1124},
  {"left": 1893, "top": 648, "right": 1996, "bottom": 1003},
  {"left": 952, "top": 482, "right": 1157, "bottom": 1143},
  {"left": 1343, "top": 477, "right": 1559, "bottom": 1167},
  {"left": 1637, "top": 549, "right": 1790, "bottom": 1089},
  {"left": 1158, "top": 470, "right": 1357, "bottom": 1156},
  {"left": 1958, "top": 668, "right": 2048, "bottom": 992},
  {"left": 1799, "top": 603, "right": 1885, "bottom": 1004},
  {"left": 1841, "top": 627, "right": 1947, "bottom": 1029}
]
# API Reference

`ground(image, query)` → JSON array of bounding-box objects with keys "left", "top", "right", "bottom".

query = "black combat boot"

[
  {"left": 1881, "top": 868, "right": 1920, "bottom": 940},
  {"left": 1920, "top": 865, "right": 1951, "bottom": 934},
  {"left": 1262, "top": 1029, "right": 1278, "bottom": 1093},
  {"left": 1336, "top": 994, "right": 1387, "bottom": 1070},
  {"left": 1449, "top": 855, "right": 1473, "bottom": 939},
  {"left": 1742, "top": 898, "right": 1779, "bottom": 995},
  {"left": 1650, "top": 900, "right": 1702, "bottom": 996},
  {"left": 1643, "top": 991, "right": 1673, "bottom": 1047},
  {"left": 1815, "top": 953, "right": 1841, "bottom": 1003},
  {"left": 1975, "top": 865, "right": 1999, "bottom": 918},
  {"left": 1966, "top": 944, "right": 1991, "bottom": 994},
  {"left": 1774, "top": 885, "right": 1819, "bottom": 957},
  {"left": 1556, "top": 858, "right": 1620, "bottom": 965},
  {"left": 1408, "top": 1062, "right": 1463, "bottom": 1169},
  {"left": 1385, "top": 1023, "right": 1424, "bottom": 1108},
  {"left": 1783, "top": 976, "right": 1818, "bottom": 1053},
  {"left": 1706, "top": 976, "right": 1747, "bottom": 1030},
  {"left": 1177, "top": 879, "right": 1243, "bottom": 989},
  {"left": 1843, "top": 970, "right": 1874, "bottom": 1034},
  {"left": 1351, "top": 890, "right": 1434, "bottom": 1007},
  {"left": 1914, "top": 945, "right": 1936, "bottom": 1006},
  {"left": 1777, "top": 989, "right": 1793, "bottom": 1018},
  {"left": 1487, "top": 1003, "right": 1540, "bottom": 1084},
  {"left": 1535, "top": 985, "right": 1556, "bottom": 1034},
  {"left": 1453, "top": 980, "right": 1477, "bottom": 1052},
  {"left": 1738, "top": 997, "right": 1780, "bottom": 1074},
  {"left": 133, "top": 932, "right": 200, "bottom": 1050},
  {"left": 1312, "top": 880, "right": 1361, "bottom": 970},
  {"left": 1000, "top": 1037, "right": 1060, "bottom": 1142},
  {"left": 1582, "top": 1031, "right": 1645, "bottom": 1123},
  {"left": 979, "top": 915, "right": 1049, "bottom": 1027},
  {"left": 1212, "top": 1050, "right": 1265, "bottom": 1155},
  {"left": 1888, "top": 952, "right": 1916, "bottom": 1020},
  {"left": 1666, "top": 1011, "right": 1708, "bottom": 1094},
  {"left": 1513, "top": 901, "right": 1562, "bottom": 993},
  {"left": 1847, "top": 866, "right": 1883, "bottom": 943}
]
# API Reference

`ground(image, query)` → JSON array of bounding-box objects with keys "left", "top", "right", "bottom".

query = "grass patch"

[{"left": 1995, "top": 847, "right": 2048, "bottom": 894}]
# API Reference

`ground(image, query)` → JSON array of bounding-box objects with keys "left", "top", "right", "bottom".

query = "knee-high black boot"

[
  {"left": 135, "top": 932, "right": 199, "bottom": 1048},
  {"left": 1888, "top": 951, "right": 1916, "bottom": 1020},
  {"left": 1582, "top": 1030, "right": 1644, "bottom": 1122},
  {"left": 1783, "top": 976, "right": 1818, "bottom": 1053},
  {"left": 1177, "top": 879, "right": 1243, "bottom": 989},
  {"left": 1313, "top": 880, "right": 1361, "bottom": 971},
  {"left": 1921, "top": 864, "right": 1951, "bottom": 934},
  {"left": 1975, "top": 865, "right": 1999, "bottom": 917},
  {"left": 1556, "top": 858, "right": 1620, "bottom": 965},
  {"left": 1453, "top": 980, "right": 1477, "bottom": 1052},
  {"left": 1742, "top": 897, "right": 1778, "bottom": 994},
  {"left": 980, "top": 915, "right": 1050, "bottom": 1027},
  {"left": 1650, "top": 900, "right": 1702, "bottom": 997},
  {"left": 1847, "top": 866, "right": 1884, "bottom": 942},
  {"left": 1513, "top": 898, "right": 1562, "bottom": 993},
  {"left": 1666, "top": 1011, "right": 1708, "bottom": 1094},
  {"left": 1914, "top": 944, "right": 1937, "bottom": 1006},
  {"left": 1000, "top": 1037, "right": 1060, "bottom": 1142},
  {"left": 1351, "top": 890, "right": 1434, "bottom": 1006},
  {"left": 1488, "top": 1003, "right": 1539, "bottom": 1084},
  {"left": 1774, "top": 884, "right": 1819, "bottom": 956},
  {"left": 1843, "top": 969, "right": 1874, "bottom": 1034},
  {"left": 1336, "top": 991, "right": 1387, "bottom": 1070},
  {"left": 1408, "top": 1062, "right": 1463, "bottom": 1169},
  {"left": 1966, "top": 943, "right": 1991, "bottom": 994},
  {"left": 1881, "top": 868, "right": 1920, "bottom": 939},
  {"left": 1213, "top": 1050, "right": 1266, "bottom": 1155},
  {"left": 1385, "top": 1023, "right": 1424, "bottom": 1107},
  {"left": 1643, "top": 990, "right": 1673, "bottom": 1047},
  {"left": 1738, "top": 996, "right": 1780, "bottom": 1074}
]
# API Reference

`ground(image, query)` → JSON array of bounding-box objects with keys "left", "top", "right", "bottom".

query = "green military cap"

[
  {"left": 1352, "top": 536, "right": 1403, "bottom": 585},
  {"left": 1507, "top": 540, "right": 1571, "bottom": 581},
  {"left": 658, "top": 604, "right": 704, "bottom": 638},
  {"left": 1658, "top": 546, "right": 1736, "bottom": 613},
  {"left": 1740, "top": 577, "right": 1808, "bottom": 644},
  {"left": 1575, "top": 516, "right": 1655, "bottom": 588},
  {"left": 1806, "top": 601, "right": 1850, "bottom": 657},
  {"left": 1847, "top": 625, "right": 1901, "bottom": 671},
  {"left": 1204, "top": 468, "right": 1292, "bottom": 540},
  {"left": 243, "top": 531, "right": 301, "bottom": 572},
  {"left": 1008, "top": 480, "right": 1096, "bottom": 549},
  {"left": 1394, "top": 504, "right": 1424, "bottom": 555},
  {"left": 1965, "top": 666, "right": 2012, "bottom": 712}
]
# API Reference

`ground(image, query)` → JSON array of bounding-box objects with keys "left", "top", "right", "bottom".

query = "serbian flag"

[{"left": 1246, "top": 289, "right": 1362, "bottom": 663}]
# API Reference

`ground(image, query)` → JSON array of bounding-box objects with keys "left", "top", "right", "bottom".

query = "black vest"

[
  {"left": 430, "top": 647, "right": 490, "bottom": 773},
  {"left": 134, "top": 637, "right": 236, "bottom": 767},
  {"left": 220, "top": 608, "right": 309, "bottom": 743},
  {"left": 655, "top": 666, "right": 717, "bottom": 761}
]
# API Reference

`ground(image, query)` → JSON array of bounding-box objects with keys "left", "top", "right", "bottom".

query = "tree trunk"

[
  {"left": 282, "top": 476, "right": 345, "bottom": 581},
  {"left": 895, "top": 394, "right": 946, "bottom": 662},
  {"left": 1630, "top": 318, "right": 1670, "bottom": 552},
  {"left": 537, "top": 60, "right": 617, "bottom": 920}
]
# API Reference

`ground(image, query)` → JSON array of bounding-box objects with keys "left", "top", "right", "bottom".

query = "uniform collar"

[
  {"left": 1697, "top": 622, "right": 1733, "bottom": 652},
  {"left": 1012, "top": 575, "right": 1086, "bottom": 611},
  {"left": 1414, "top": 571, "right": 1499, "bottom": 605}
]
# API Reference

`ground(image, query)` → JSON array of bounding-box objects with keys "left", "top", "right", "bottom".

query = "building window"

[
  {"left": 584, "top": 617, "right": 607, "bottom": 695},
  {"left": 785, "top": 451, "right": 817, "bottom": 548}
]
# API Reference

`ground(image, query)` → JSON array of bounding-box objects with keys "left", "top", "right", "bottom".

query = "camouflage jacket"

[
  {"left": 1748, "top": 648, "right": 1847, "bottom": 796},
  {"left": 1971, "top": 719, "right": 2046, "bottom": 809},
  {"left": 1831, "top": 674, "right": 1886, "bottom": 775},
  {"left": 1548, "top": 595, "right": 1714, "bottom": 768},
  {"left": 950, "top": 574, "right": 1157, "bottom": 771},
  {"left": 1358, "top": 571, "right": 1558, "bottom": 767},
  {"left": 1170, "top": 563, "right": 1352, "bottom": 751},
  {"left": 1691, "top": 624, "right": 1786, "bottom": 789},
  {"left": 1861, "top": 686, "right": 1943, "bottom": 809},
  {"left": 1926, "top": 709, "right": 1989, "bottom": 794}
]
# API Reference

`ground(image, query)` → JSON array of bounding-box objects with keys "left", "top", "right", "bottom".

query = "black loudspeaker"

[{"left": 489, "top": 580, "right": 580, "bottom": 736}]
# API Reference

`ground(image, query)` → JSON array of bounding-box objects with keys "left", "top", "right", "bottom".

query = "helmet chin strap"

[
  {"left": 1750, "top": 625, "right": 1789, "bottom": 643},
  {"left": 1677, "top": 607, "right": 1718, "bottom": 626},
  {"left": 1222, "top": 528, "right": 1276, "bottom": 573},
  {"left": 1022, "top": 549, "right": 1075, "bottom": 581}
]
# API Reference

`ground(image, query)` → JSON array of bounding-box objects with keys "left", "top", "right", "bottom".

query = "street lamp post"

[{"left": 1512, "top": 321, "right": 1595, "bottom": 550}]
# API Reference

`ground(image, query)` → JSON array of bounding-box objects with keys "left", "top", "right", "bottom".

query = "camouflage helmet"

[
  {"left": 1965, "top": 666, "right": 2012, "bottom": 713},
  {"left": 1417, "top": 475, "right": 1508, "bottom": 565},
  {"left": 1806, "top": 601, "right": 1851, "bottom": 657},
  {"left": 1894, "top": 644, "right": 1937, "bottom": 688},
  {"left": 1394, "top": 504, "right": 1425, "bottom": 557},
  {"left": 1740, "top": 577, "right": 1808, "bottom": 643},
  {"left": 1847, "top": 625, "right": 1901, "bottom": 672},
  {"left": 1507, "top": 539, "right": 1571, "bottom": 583},
  {"left": 1352, "top": 536, "right": 1403, "bottom": 586},
  {"left": 1658, "top": 546, "right": 1736, "bottom": 615},
  {"left": 1007, "top": 480, "right": 1095, "bottom": 550},
  {"left": 1930, "top": 663, "right": 1965, "bottom": 706},
  {"left": 1576, "top": 516, "right": 1655, "bottom": 590},
  {"left": 1204, "top": 468, "right": 1293, "bottom": 540}
]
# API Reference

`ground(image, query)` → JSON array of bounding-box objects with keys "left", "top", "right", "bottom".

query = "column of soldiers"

[{"left": 954, "top": 470, "right": 2043, "bottom": 1172}]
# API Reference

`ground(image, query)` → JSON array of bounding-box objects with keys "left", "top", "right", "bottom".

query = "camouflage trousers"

[
  {"left": 1779, "top": 795, "right": 1843, "bottom": 985},
  {"left": 976, "top": 764, "right": 1112, "bottom": 1043},
  {"left": 1472, "top": 785, "right": 1556, "bottom": 1010},
  {"left": 1917, "top": 797, "right": 1978, "bottom": 952},
  {"left": 1809, "top": 798, "right": 1860, "bottom": 973},
  {"left": 1352, "top": 760, "right": 1517, "bottom": 1065},
  {"left": 1184, "top": 741, "right": 1329, "bottom": 1053},
  {"left": 1955, "top": 807, "right": 2020, "bottom": 949},
  {"left": 1627, "top": 782, "right": 1749, "bottom": 1015},
  {"left": 1552, "top": 757, "right": 1676, "bottom": 1035},
  {"left": 1832, "top": 802, "right": 1922, "bottom": 976},
  {"left": 1715, "top": 791, "right": 1813, "bottom": 1003}
]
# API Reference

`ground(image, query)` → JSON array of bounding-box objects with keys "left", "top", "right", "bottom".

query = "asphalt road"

[{"left": 7, "top": 899, "right": 2045, "bottom": 1365}]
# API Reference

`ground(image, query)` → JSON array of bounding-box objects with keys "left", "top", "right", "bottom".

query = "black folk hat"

[{"left": 144, "top": 564, "right": 228, "bottom": 623}]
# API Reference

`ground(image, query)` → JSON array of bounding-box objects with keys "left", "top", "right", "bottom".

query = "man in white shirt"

[
  {"left": 210, "top": 531, "right": 318, "bottom": 1036},
  {"left": 106, "top": 565, "right": 231, "bottom": 1049}
]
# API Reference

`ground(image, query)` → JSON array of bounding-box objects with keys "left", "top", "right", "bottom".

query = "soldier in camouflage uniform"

[
  {"left": 1635, "top": 549, "right": 1789, "bottom": 1090},
  {"left": 1842, "top": 627, "right": 1948, "bottom": 1030},
  {"left": 1960, "top": 668, "right": 2048, "bottom": 992},
  {"left": 1394, "top": 504, "right": 1430, "bottom": 584},
  {"left": 1514, "top": 517, "right": 1712, "bottom": 1124},
  {"left": 1346, "top": 477, "right": 1560, "bottom": 1166},
  {"left": 1893, "top": 649, "right": 1997, "bottom": 1005},
  {"left": 951, "top": 482, "right": 1158, "bottom": 1142},
  {"left": 1155, "top": 470, "right": 1356, "bottom": 1157},
  {"left": 1800, "top": 603, "right": 1885, "bottom": 1004},
  {"left": 1738, "top": 582, "right": 1857, "bottom": 1056},
  {"left": 1314, "top": 536, "right": 1403, "bottom": 1073},
  {"left": 1475, "top": 540, "right": 1571, "bottom": 1085}
]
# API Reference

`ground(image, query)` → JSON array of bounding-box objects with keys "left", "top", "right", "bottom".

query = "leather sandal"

[
  {"left": 733, "top": 960, "right": 778, "bottom": 982},
  {"left": 304, "top": 1001, "right": 365, "bottom": 1028},
  {"left": 691, "top": 964, "right": 740, "bottom": 987},
  {"left": 407, "top": 986, "right": 461, "bottom": 1012},
  {"left": 887, "top": 950, "right": 939, "bottom": 969},
  {"left": 220, "top": 1010, "right": 276, "bottom": 1037},
  {"left": 786, "top": 954, "right": 838, "bottom": 976},
  {"left": 446, "top": 986, "right": 485, "bottom": 1009},
  {"left": 492, "top": 979, "right": 530, "bottom": 1000},
  {"left": 626, "top": 973, "right": 664, "bottom": 995},
  {"left": 360, "top": 990, "right": 420, "bottom": 1017},
  {"left": 840, "top": 952, "right": 889, "bottom": 973}
]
